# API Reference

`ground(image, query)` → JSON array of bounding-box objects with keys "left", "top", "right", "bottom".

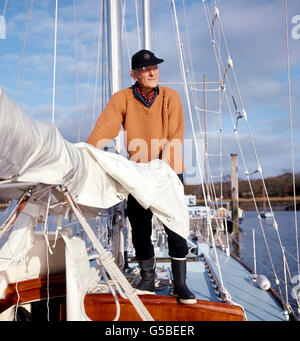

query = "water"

[{"left": 238, "top": 210, "right": 300, "bottom": 314}]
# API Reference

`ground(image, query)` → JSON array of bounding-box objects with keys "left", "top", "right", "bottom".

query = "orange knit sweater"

[{"left": 86, "top": 85, "right": 184, "bottom": 174}]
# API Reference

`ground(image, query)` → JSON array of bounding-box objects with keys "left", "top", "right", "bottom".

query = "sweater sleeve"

[
  {"left": 161, "top": 89, "right": 185, "bottom": 174},
  {"left": 86, "top": 91, "right": 125, "bottom": 149}
]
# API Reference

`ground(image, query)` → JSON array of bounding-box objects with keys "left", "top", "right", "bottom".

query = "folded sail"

[{"left": 0, "top": 86, "right": 189, "bottom": 240}]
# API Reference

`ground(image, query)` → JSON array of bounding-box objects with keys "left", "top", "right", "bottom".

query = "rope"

[
  {"left": 14, "top": 280, "right": 20, "bottom": 321},
  {"left": 40, "top": 189, "right": 52, "bottom": 321},
  {"left": 61, "top": 186, "right": 154, "bottom": 321},
  {"left": 99, "top": 265, "right": 121, "bottom": 321},
  {"left": 46, "top": 227, "right": 50, "bottom": 321},
  {"left": 222, "top": 287, "right": 248, "bottom": 321},
  {"left": 42, "top": 189, "right": 53, "bottom": 255},
  {"left": 79, "top": 265, "right": 121, "bottom": 321}
]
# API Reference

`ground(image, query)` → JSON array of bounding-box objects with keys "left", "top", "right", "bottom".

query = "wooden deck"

[
  {"left": 0, "top": 274, "right": 245, "bottom": 321},
  {"left": 84, "top": 293, "right": 245, "bottom": 321}
]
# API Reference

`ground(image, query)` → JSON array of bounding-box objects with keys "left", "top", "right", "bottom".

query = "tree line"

[{"left": 184, "top": 172, "right": 300, "bottom": 199}]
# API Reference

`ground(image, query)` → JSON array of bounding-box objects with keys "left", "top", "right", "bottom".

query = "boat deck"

[
  {"left": 186, "top": 247, "right": 286, "bottom": 321},
  {"left": 154, "top": 243, "right": 286, "bottom": 321}
]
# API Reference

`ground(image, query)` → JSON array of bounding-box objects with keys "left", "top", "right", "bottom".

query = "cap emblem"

[{"left": 143, "top": 53, "right": 151, "bottom": 60}]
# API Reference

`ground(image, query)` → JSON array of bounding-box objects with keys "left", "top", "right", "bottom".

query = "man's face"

[{"left": 130, "top": 65, "right": 159, "bottom": 92}]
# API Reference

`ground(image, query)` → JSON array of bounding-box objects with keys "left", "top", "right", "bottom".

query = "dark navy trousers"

[{"left": 127, "top": 173, "right": 188, "bottom": 260}]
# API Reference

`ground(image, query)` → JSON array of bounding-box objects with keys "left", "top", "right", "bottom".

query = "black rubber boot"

[
  {"left": 171, "top": 258, "right": 197, "bottom": 304},
  {"left": 135, "top": 258, "right": 156, "bottom": 294}
]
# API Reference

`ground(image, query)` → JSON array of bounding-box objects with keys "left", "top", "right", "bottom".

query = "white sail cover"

[{"left": 0, "top": 87, "right": 189, "bottom": 240}]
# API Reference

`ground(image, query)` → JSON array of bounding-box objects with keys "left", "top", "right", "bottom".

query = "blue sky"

[{"left": 0, "top": 0, "right": 299, "bottom": 184}]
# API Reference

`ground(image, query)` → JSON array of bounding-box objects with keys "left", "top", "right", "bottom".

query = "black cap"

[{"left": 131, "top": 49, "right": 164, "bottom": 70}]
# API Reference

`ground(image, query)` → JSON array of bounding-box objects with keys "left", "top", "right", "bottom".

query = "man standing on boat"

[{"left": 87, "top": 49, "right": 196, "bottom": 304}]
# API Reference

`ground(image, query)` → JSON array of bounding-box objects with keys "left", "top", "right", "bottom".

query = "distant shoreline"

[
  {"left": 0, "top": 198, "right": 299, "bottom": 211},
  {"left": 197, "top": 196, "right": 300, "bottom": 211}
]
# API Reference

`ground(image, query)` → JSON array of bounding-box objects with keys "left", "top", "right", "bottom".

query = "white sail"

[{"left": 0, "top": 86, "right": 189, "bottom": 240}]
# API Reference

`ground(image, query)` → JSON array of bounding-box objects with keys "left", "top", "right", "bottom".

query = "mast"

[
  {"left": 107, "top": 0, "right": 122, "bottom": 95},
  {"left": 142, "top": 0, "right": 151, "bottom": 50},
  {"left": 106, "top": 0, "right": 122, "bottom": 153}
]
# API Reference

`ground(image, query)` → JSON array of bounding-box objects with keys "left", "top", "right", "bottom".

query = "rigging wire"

[
  {"left": 284, "top": 0, "right": 300, "bottom": 290},
  {"left": 201, "top": 0, "right": 290, "bottom": 309},
  {"left": 134, "top": 0, "right": 141, "bottom": 50},
  {"left": 101, "top": 0, "right": 108, "bottom": 112},
  {"left": 72, "top": 0, "right": 100, "bottom": 134},
  {"left": 210, "top": 0, "right": 277, "bottom": 225},
  {"left": 73, "top": 0, "right": 80, "bottom": 142},
  {"left": 181, "top": 0, "right": 231, "bottom": 288},
  {"left": 43, "top": 189, "right": 52, "bottom": 321},
  {"left": 202, "top": 0, "right": 300, "bottom": 313},
  {"left": 91, "top": 0, "right": 103, "bottom": 129},
  {"left": 51, "top": 0, "right": 58, "bottom": 125},
  {"left": 169, "top": 0, "right": 227, "bottom": 293},
  {"left": 0, "top": 0, "right": 8, "bottom": 25},
  {"left": 181, "top": 0, "right": 202, "bottom": 133},
  {"left": 204, "top": 1, "right": 226, "bottom": 213},
  {"left": 14, "top": 0, "right": 34, "bottom": 103},
  {"left": 121, "top": 0, "right": 132, "bottom": 75}
]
